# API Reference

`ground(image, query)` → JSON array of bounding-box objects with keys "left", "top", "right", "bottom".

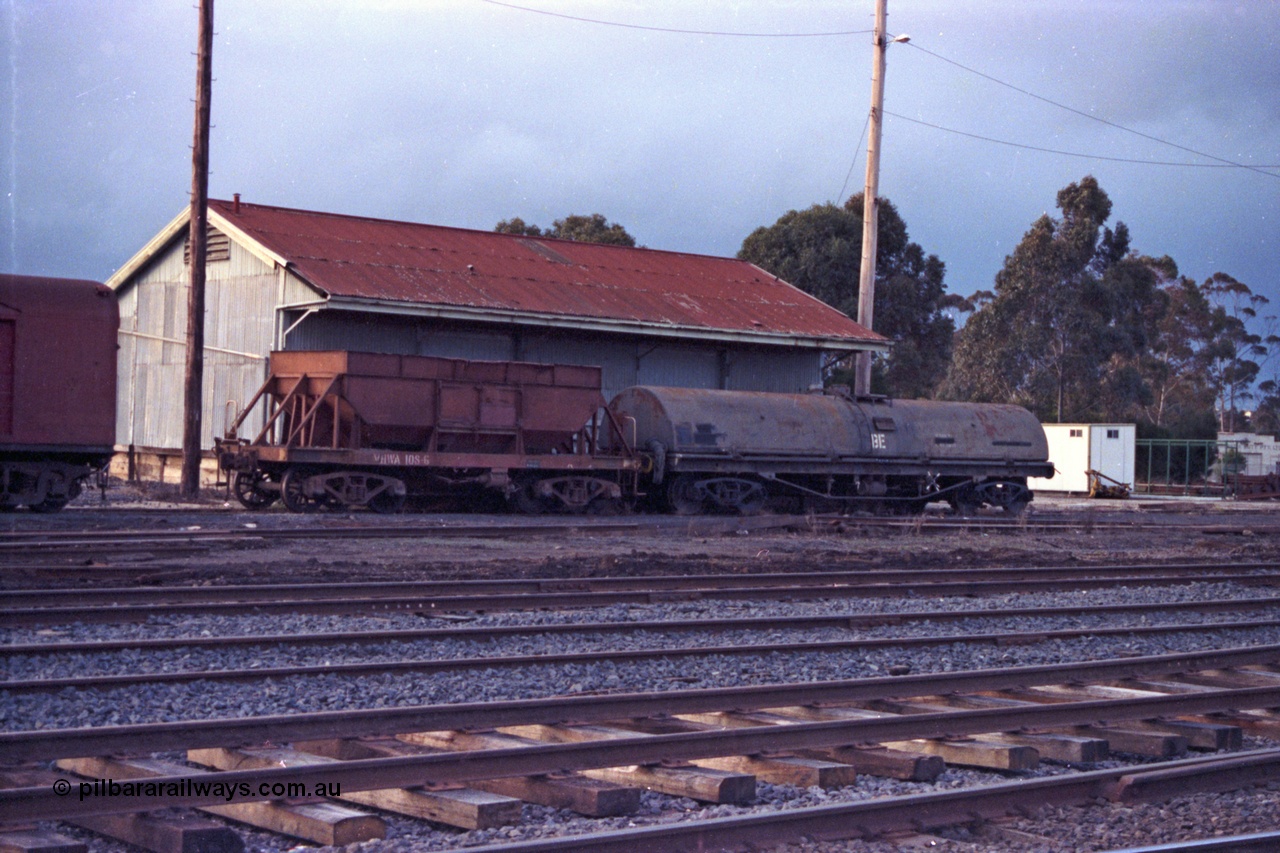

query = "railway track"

[
  {"left": 5, "top": 644, "right": 1280, "bottom": 850},
  {"left": 4, "top": 562, "right": 1280, "bottom": 626},
  {"left": 8, "top": 611, "right": 1280, "bottom": 695},
  {"left": 6, "top": 545, "right": 1280, "bottom": 851},
  {"left": 8, "top": 560, "right": 1280, "bottom": 597},
  {"left": 1, "top": 509, "right": 1277, "bottom": 561},
  {"left": 7, "top": 590, "right": 1280, "bottom": 654}
]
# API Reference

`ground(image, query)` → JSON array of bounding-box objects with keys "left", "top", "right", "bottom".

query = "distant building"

[
  {"left": 108, "top": 198, "right": 886, "bottom": 481},
  {"left": 1219, "top": 432, "right": 1280, "bottom": 476}
]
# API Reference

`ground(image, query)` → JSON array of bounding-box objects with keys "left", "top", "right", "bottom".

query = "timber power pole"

[
  {"left": 182, "top": 0, "right": 213, "bottom": 497},
  {"left": 854, "top": 0, "right": 891, "bottom": 397}
]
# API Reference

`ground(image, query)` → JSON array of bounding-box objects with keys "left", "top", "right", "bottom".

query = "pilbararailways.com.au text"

[{"left": 54, "top": 777, "right": 341, "bottom": 802}]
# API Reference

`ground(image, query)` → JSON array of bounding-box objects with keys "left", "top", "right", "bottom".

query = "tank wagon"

[
  {"left": 216, "top": 350, "right": 641, "bottom": 513},
  {"left": 0, "top": 274, "right": 118, "bottom": 511},
  {"left": 609, "top": 386, "right": 1053, "bottom": 515}
]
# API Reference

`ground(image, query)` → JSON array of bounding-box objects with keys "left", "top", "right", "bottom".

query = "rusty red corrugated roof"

[{"left": 208, "top": 199, "right": 884, "bottom": 344}]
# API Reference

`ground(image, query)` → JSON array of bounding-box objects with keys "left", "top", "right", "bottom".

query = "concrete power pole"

[
  {"left": 854, "top": 0, "right": 890, "bottom": 397},
  {"left": 181, "top": 0, "right": 213, "bottom": 497}
]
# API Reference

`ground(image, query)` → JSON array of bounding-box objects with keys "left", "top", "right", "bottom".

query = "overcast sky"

[{"left": 3, "top": 1, "right": 1277, "bottom": 317}]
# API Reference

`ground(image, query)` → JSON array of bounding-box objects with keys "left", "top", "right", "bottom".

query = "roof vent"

[{"left": 184, "top": 225, "right": 230, "bottom": 264}]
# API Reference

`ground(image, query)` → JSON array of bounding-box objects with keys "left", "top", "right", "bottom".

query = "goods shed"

[{"left": 108, "top": 198, "right": 886, "bottom": 482}]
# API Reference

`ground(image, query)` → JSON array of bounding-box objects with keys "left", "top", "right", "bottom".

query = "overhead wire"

[
  {"left": 477, "top": 3, "right": 1276, "bottom": 182},
  {"left": 901, "top": 41, "right": 1280, "bottom": 181},
  {"left": 477, "top": 0, "right": 871, "bottom": 38},
  {"left": 886, "top": 111, "right": 1280, "bottom": 170},
  {"left": 837, "top": 111, "right": 872, "bottom": 203}
]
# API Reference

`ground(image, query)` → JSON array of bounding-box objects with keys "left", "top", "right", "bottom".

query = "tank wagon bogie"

[
  {"left": 607, "top": 386, "right": 1053, "bottom": 516},
  {"left": 217, "top": 350, "right": 640, "bottom": 514},
  {"left": 0, "top": 274, "right": 118, "bottom": 512}
]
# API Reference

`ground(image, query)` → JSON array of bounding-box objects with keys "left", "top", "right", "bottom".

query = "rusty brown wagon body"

[
  {"left": 0, "top": 274, "right": 119, "bottom": 511},
  {"left": 217, "top": 350, "right": 640, "bottom": 513}
]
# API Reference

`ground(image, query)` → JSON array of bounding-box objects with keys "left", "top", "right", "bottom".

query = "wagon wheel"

[
  {"left": 29, "top": 496, "right": 69, "bottom": 513},
  {"left": 982, "top": 480, "right": 1030, "bottom": 516},
  {"left": 511, "top": 479, "right": 551, "bottom": 515},
  {"left": 586, "top": 495, "right": 627, "bottom": 515},
  {"left": 666, "top": 475, "right": 705, "bottom": 516},
  {"left": 735, "top": 486, "right": 766, "bottom": 516},
  {"left": 948, "top": 484, "right": 983, "bottom": 517},
  {"left": 280, "top": 468, "right": 322, "bottom": 513},
  {"left": 231, "top": 469, "right": 278, "bottom": 510},
  {"left": 1001, "top": 494, "right": 1030, "bottom": 517},
  {"left": 368, "top": 484, "right": 406, "bottom": 514}
]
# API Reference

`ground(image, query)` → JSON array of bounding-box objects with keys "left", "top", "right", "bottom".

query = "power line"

[
  {"left": 837, "top": 111, "right": 873, "bottom": 203},
  {"left": 479, "top": 0, "right": 871, "bottom": 38},
  {"left": 886, "top": 111, "right": 1280, "bottom": 171},
  {"left": 902, "top": 41, "right": 1280, "bottom": 181}
]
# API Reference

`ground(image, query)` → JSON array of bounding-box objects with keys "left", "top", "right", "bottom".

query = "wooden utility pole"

[
  {"left": 181, "top": 0, "right": 213, "bottom": 497},
  {"left": 854, "top": 0, "right": 890, "bottom": 397}
]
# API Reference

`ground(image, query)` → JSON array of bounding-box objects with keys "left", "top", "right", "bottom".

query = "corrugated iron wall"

[
  {"left": 725, "top": 349, "right": 824, "bottom": 393},
  {"left": 116, "top": 235, "right": 274, "bottom": 450},
  {"left": 285, "top": 311, "right": 823, "bottom": 402}
]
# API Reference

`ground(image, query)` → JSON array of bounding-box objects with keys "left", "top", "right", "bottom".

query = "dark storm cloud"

[{"left": 3, "top": 0, "right": 1277, "bottom": 312}]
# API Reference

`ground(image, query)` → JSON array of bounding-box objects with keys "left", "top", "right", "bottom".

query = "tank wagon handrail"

[{"left": 601, "top": 406, "right": 636, "bottom": 458}]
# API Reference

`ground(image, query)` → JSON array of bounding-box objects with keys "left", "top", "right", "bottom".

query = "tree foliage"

[
  {"left": 737, "top": 195, "right": 954, "bottom": 398},
  {"left": 944, "top": 175, "right": 1277, "bottom": 436},
  {"left": 943, "top": 176, "right": 1142, "bottom": 422},
  {"left": 495, "top": 213, "right": 636, "bottom": 247}
]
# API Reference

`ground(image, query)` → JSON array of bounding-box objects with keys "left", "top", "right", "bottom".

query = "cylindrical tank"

[
  {"left": 610, "top": 386, "right": 870, "bottom": 458},
  {"left": 856, "top": 397, "right": 1050, "bottom": 464},
  {"left": 610, "top": 386, "right": 1049, "bottom": 469}
]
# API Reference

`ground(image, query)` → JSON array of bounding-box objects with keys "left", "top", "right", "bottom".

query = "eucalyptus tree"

[
  {"left": 1199, "top": 273, "right": 1277, "bottom": 432},
  {"left": 738, "top": 194, "right": 954, "bottom": 398},
  {"left": 944, "top": 176, "right": 1139, "bottom": 422},
  {"left": 495, "top": 214, "right": 636, "bottom": 246}
]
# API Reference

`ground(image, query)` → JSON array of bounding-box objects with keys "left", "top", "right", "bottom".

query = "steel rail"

[
  {"left": 5, "top": 642, "right": 1280, "bottom": 764},
  {"left": 0, "top": 513, "right": 1271, "bottom": 553},
  {"left": 9, "top": 617, "right": 1280, "bottom": 694},
  {"left": 6, "top": 561, "right": 1278, "bottom": 602},
  {"left": 0, "top": 515, "right": 799, "bottom": 551},
  {"left": 4, "top": 687, "right": 1280, "bottom": 823},
  {"left": 416, "top": 752, "right": 1280, "bottom": 853},
  {"left": 9, "top": 576, "right": 1280, "bottom": 626},
  {"left": 8, "top": 595, "right": 1280, "bottom": 657},
  {"left": 1102, "top": 831, "right": 1280, "bottom": 853}
]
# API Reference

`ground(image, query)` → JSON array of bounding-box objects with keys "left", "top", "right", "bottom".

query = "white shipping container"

[{"left": 1030, "top": 424, "right": 1136, "bottom": 494}]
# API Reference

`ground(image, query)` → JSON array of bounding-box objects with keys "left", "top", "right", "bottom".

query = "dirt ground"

[{"left": 7, "top": 482, "right": 1280, "bottom": 584}]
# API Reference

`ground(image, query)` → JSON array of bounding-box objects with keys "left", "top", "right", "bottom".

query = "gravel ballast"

[{"left": 5, "top": 500, "right": 1280, "bottom": 852}]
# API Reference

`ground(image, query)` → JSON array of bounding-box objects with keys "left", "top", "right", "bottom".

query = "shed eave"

[
  {"left": 106, "top": 204, "right": 292, "bottom": 293},
  {"left": 305, "top": 296, "right": 890, "bottom": 352},
  {"left": 106, "top": 207, "right": 191, "bottom": 292},
  {"left": 207, "top": 208, "right": 289, "bottom": 270}
]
